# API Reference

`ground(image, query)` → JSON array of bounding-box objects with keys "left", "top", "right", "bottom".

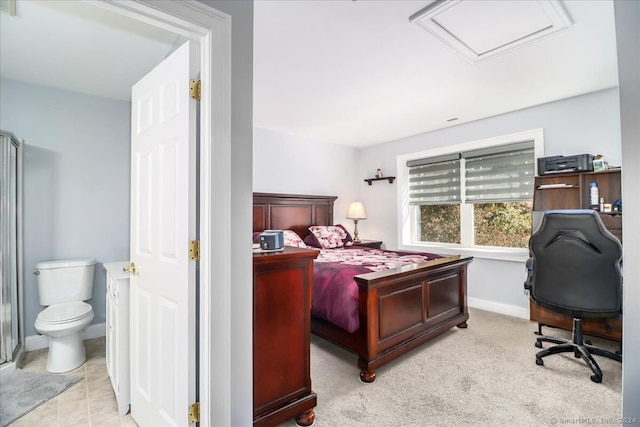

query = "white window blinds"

[
  {"left": 464, "top": 141, "right": 535, "bottom": 203},
  {"left": 407, "top": 141, "right": 535, "bottom": 205},
  {"left": 407, "top": 154, "right": 461, "bottom": 205}
]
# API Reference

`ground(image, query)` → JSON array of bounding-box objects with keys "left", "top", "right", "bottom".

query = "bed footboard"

[{"left": 311, "top": 255, "right": 472, "bottom": 382}]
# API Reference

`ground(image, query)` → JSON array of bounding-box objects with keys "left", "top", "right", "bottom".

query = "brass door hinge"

[
  {"left": 189, "top": 401, "right": 200, "bottom": 424},
  {"left": 189, "top": 240, "right": 200, "bottom": 261},
  {"left": 190, "top": 80, "right": 201, "bottom": 101}
]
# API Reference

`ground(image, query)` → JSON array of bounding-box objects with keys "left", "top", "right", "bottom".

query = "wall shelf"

[{"left": 364, "top": 177, "right": 395, "bottom": 185}]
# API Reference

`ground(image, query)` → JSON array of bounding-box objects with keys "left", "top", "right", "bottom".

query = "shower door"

[{"left": 0, "top": 130, "right": 23, "bottom": 366}]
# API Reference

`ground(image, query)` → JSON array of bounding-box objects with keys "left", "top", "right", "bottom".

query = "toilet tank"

[{"left": 36, "top": 258, "right": 96, "bottom": 306}]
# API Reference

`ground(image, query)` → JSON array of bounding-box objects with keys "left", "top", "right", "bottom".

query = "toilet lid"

[{"left": 38, "top": 302, "right": 93, "bottom": 324}]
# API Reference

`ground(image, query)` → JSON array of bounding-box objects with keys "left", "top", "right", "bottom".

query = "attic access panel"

[{"left": 410, "top": 0, "right": 573, "bottom": 64}]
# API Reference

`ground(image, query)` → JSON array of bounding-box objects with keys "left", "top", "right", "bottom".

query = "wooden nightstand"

[{"left": 354, "top": 240, "right": 383, "bottom": 249}]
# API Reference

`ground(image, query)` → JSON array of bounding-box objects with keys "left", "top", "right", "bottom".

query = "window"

[
  {"left": 408, "top": 154, "right": 462, "bottom": 244},
  {"left": 399, "top": 129, "right": 543, "bottom": 257}
]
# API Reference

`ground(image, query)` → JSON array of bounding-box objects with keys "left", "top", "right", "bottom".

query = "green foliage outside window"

[
  {"left": 419, "top": 201, "right": 532, "bottom": 248},
  {"left": 420, "top": 205, "right": 461, "bottom": 244},
  {"left": 474, "top": 202, "right": 532, "bottom": 248}
]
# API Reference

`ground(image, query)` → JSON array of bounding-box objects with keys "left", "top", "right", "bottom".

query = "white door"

[{"left": 129, "top": 40, "right": 197, "bottom": 426}]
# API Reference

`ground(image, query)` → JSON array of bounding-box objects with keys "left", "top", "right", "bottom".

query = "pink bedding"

[{"left": 311, "top": 247, "right": 442, "bottom": 333}]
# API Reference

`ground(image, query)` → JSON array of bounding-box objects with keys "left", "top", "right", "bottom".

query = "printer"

[{"left": 538, "top": 154, "right": 594, "bottom": 175}]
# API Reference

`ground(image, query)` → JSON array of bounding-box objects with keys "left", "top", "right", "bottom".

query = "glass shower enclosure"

[{"left": 0, "top": 130, "right": 24, "bottom": 371}]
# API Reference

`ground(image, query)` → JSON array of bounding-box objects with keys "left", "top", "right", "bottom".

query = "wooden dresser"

[
  {"left": 531, "top": 169, "right": 622, "bottom": 341},
  {"left": 253, "top": 246, "right": 318, "bottom": 426}
]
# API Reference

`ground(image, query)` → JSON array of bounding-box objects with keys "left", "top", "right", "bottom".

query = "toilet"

[{"left": 34, "top": 258, "right": 96, "bottom": 373}]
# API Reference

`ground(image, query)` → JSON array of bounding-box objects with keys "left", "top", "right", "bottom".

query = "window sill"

[{"left": 400, "top": 243, "right": 529, "bottom": 263}]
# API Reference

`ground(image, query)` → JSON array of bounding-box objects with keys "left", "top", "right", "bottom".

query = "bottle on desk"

[{"left": 589, "top": 182, "right": 600, "bottom": 211}]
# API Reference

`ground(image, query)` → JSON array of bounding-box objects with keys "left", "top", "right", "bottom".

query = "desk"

[
  {"left": 530, "top": 169, "right": 622, "bottom": 342},
  {"left": 530, "top": 302, "right": 622, "bottom": 342}
]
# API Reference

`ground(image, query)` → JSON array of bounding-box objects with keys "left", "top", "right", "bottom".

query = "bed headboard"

[{"left": 253, "top": 192, "right": 337, "bottom": 239}]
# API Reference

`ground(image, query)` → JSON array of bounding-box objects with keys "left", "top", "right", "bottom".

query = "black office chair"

[{"left": 524, "top": 209, "right": 622, "bottom": 383}]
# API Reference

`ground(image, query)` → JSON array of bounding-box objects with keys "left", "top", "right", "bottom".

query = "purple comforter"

[{"left": 311, "top": 247, "right": 441, "bottom": 333}]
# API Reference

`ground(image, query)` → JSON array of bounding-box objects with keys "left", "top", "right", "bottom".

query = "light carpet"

[
  {"left": 0, "top": 368, "right": 81, "bottom": 427},
  {"left": 283, "top": 308, "right": 622, "bottom": 427}
]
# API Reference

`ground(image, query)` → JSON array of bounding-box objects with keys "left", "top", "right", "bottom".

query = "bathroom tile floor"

[{"left": 9, "top": 337, "right": 138, "bottom": 427}]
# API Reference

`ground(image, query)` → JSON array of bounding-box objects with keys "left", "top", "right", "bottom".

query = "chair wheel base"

[{"left": 532, "top": 318, "right": 621, "bottom": 383}]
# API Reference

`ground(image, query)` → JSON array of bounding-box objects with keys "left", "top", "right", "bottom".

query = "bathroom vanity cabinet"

[{"left": 104, "top": 262, "right": 131, "bottom": 416}]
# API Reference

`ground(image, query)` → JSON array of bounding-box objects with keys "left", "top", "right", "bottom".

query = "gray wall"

[
  {"left": 253, "top": 127, "right": 361, "bottom": 226},
  {"left": 615, "top": 0, "right": 640, "bottom": 419},
  {"left": 356, "top": 88, "right": 622, "bottom": 315},
  {"left": 357, "top": 87, "right": 622, "bottom": 249},
  {"left": 0, "top": 78, "right": 130, "bottom": 337}
]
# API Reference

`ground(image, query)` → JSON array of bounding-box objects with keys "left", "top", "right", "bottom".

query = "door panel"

[{"left": 130, "top": 40, "right": 196, "bottom": 426}]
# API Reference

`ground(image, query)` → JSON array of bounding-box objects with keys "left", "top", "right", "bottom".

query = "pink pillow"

[
  {"left": 308, "top": 225, "right": 354, "bottom": 249},
  {"left": 283, "top": 230, "right": 307, "bottom": 248}
]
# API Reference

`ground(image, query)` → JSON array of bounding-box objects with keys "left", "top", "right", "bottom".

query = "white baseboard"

[
  {"left": 468, "top": 297, "right": 530, "bottom": 320},
  {"left": 24, "top": 322, "right": 106, "bottom": 352}
]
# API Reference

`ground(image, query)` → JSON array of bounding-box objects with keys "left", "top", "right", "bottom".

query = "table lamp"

[{"left": 346, "top": 201, "right": 367, "bottom": 242}]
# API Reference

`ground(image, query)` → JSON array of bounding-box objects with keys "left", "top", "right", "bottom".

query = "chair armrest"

[{"left": 523, "top": 258, "right": 533, "bottom": 293}]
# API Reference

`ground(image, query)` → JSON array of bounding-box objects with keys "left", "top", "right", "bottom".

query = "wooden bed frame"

[{"left": 253, "top": 192, "right": 473, "bottom": 382}]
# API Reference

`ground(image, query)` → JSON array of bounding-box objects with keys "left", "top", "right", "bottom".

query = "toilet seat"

[{"left": 38, "top": 301, "right": 93, "bottom": 324}]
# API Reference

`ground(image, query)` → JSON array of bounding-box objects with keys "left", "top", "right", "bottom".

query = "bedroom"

[{"left": 1, "top": 0, "right": 638, "bottom": 425}]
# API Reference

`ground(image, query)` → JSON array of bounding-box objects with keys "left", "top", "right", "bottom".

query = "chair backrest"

[{"left": 528, "top": 209, "right": 622, "bottom": 318}]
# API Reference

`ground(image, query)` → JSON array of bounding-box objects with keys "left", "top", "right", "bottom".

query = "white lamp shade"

[{"left": 346, "top": 201, "right": 367, "bottom": 219}]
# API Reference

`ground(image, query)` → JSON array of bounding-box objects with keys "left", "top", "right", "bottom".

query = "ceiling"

[
  {"left": 0, "top": 1, "right": 181, "bottom": 101},
  {"left": 1, "top": 1, "right": 619, "bottom": 148}
]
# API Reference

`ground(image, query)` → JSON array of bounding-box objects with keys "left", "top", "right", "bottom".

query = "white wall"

[
  {"left": 0, "top": 78, "right": 130, "bottom": 338},
  {"left": 199, "top": 1, "right": 254, "bottom": 425},
  {"left": 356, "top": 88, "right": 622, "bottom": 317},
  {"left": 614, "top": 0, "right": 640, "bottom": 419},
  {"left": 253, "top": 127, "right": 362, "bottom": 226}
]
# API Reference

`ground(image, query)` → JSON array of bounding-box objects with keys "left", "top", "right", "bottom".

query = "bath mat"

[{"left": 0, "top": 368, "right": 81, "bottom": 426}]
